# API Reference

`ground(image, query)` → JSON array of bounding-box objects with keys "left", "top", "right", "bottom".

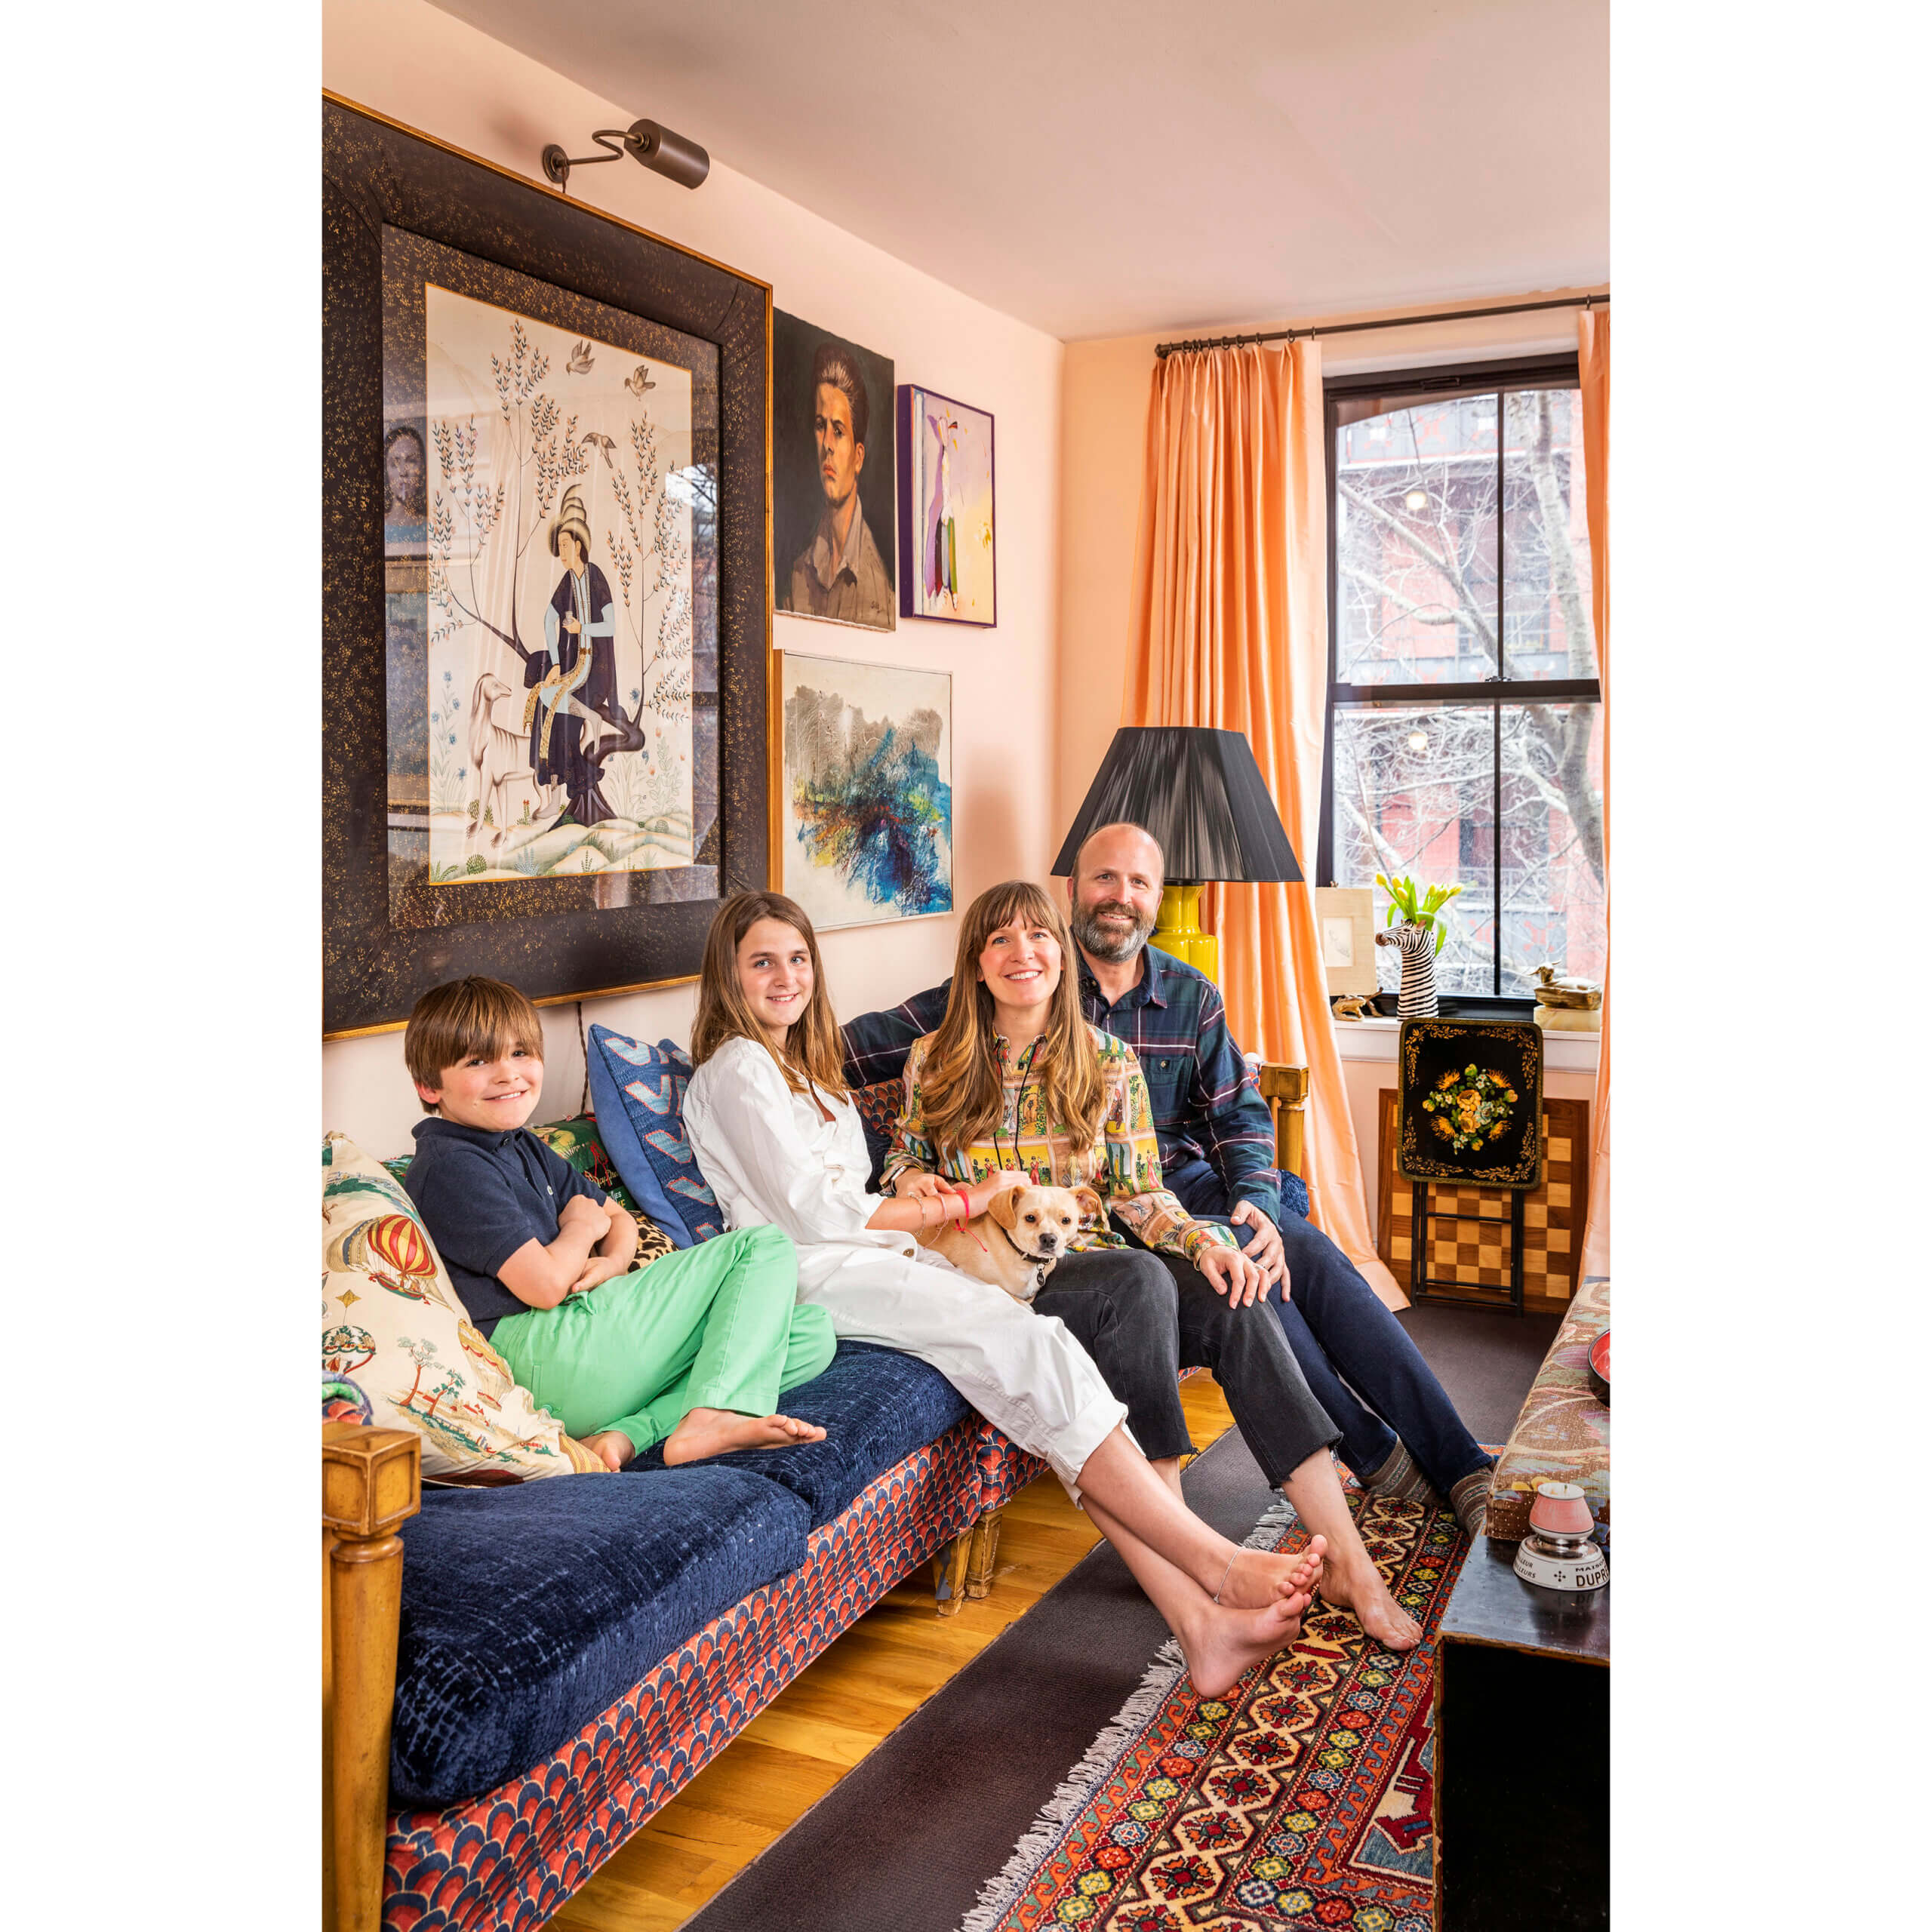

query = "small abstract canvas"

[
  {"left": 780, "top": 653, "right": 952, "bottom": 930},
  {"left": 897, "top": 385, "right": 995, "bottom": 625}
]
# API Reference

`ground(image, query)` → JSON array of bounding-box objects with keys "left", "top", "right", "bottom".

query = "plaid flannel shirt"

[{"left": 840, "top": 943, "right": 1281, "bottom": 1226}]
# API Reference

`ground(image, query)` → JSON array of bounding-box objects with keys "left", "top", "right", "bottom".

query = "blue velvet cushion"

[
  {"left": 389, "top": 1465, "right": 809, "bottom": 1807},
  {"left": 623, "top": 1342, "right": 972, "bottom": 1530},
  {"left": 584, "top": 1024, "right": 724, "bottom": 1246},
  {"left": 1279, "top": 1168, "right": 1310, "bottom": 1222}
]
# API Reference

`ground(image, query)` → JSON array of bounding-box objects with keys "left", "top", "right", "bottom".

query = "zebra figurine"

[{"left": 1375, "top": 919, "right": 1439, "bottom": 1018}]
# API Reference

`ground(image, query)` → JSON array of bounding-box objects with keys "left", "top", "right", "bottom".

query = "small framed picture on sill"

[{"left": 1315, "top": 886, "right": 1377, "bottom": 995}]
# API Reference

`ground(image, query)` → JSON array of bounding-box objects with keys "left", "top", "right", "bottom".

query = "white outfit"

[{"left": 683, "top": 1035, "right": 1128, "bottom": 1495}]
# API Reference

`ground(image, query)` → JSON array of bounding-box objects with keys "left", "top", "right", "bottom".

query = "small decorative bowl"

[{"left": 1587, "top": 1329, "right": 1610, "bottom": 1407}]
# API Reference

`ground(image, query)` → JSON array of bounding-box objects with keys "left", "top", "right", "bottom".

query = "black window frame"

[{"left": 1317, "top": 353, "right": 1602, "bottom": 1017}]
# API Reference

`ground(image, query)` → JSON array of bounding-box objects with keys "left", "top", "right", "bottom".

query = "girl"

[
  {"left": 885, "top": 881, "right": 1422, "bottom": 1652},
  {"left": 681, "top": 891, "right": 1327, "bottom": 1697}
]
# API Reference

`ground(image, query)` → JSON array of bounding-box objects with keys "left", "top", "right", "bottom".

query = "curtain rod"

[{"left": 1155, "top": 291, "right": 1608, "bottom": 359}]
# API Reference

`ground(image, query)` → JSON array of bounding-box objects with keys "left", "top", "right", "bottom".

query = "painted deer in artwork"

[{"left": 1374, "top": 920, "right": 1439, "bottom": 1018}]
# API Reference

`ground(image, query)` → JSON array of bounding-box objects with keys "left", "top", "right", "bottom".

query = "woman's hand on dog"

[
  {"left": 893, "top": 1171, "right": 951, "bottom": 1203},
  {"left": 1196, "top": 1241, "right": 1269, "bottom": 1307}
]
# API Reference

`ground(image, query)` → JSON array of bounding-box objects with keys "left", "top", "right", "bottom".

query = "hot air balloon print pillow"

[{"left": 321, "top": 1132, "right": 608, "bottom": 1479}]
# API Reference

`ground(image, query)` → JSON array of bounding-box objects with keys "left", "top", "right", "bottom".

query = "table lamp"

[{"left": 1051, "top": 726, "right": 1301, "bottom": 984}]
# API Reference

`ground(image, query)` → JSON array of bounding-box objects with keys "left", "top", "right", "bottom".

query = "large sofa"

[{"left": 321, "top": 1038, "right": 1309, "bottom": 1932}]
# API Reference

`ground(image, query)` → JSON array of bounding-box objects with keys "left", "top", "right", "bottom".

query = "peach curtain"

[
  {"left": 1124, "top": 340, "right": 1401, "bottom": 1305},
  {"left": 1577, "top": 309, "right": 1611, "bottom": 1278}
]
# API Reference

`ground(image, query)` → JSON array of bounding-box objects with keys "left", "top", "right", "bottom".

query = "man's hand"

[
  {"left": 561, "top": 612, "right": 582, "bottom": 634},
  {"left": 1229, "top": 1200, "right": 1288, "bottom": 1290},
  {"left": 1196, "top": 1241, "right": 1267, "bottom": 1308}
]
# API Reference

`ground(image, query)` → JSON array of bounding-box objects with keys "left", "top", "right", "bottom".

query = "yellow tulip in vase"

[{"left": 1373, "top": 874, "right": 1463, "bottom": 1019}]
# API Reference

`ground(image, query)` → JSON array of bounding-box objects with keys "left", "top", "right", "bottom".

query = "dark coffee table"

[{"left": 1434, "top": 1530, "right": 1610, "bottom": 1930}]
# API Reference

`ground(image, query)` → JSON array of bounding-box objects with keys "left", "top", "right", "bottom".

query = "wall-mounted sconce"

[{"left": 541, "top": 118, "right": 710, "bottom": 195}]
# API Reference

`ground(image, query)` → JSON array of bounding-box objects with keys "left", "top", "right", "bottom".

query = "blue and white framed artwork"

[{"left": 779, "top": 651, "right": 952, "bottom": 930}]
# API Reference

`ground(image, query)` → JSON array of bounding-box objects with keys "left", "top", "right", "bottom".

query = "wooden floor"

[{"left": 551, "top": 1375, "right": 1239, "bottom": 1932}]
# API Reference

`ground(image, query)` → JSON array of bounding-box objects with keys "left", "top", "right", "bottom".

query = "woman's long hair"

[
  {"left": 919, "top": 880, "right": 1104, "bottom": 1159},
  {"left": 691, "top": 891, "right": 849, "bottom": 1100}
]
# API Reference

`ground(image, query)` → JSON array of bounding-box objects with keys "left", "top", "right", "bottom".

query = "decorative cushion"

[
  {"left": 389, "top": 1463, "right": 811, "bottom": 1806},
  {"left": 322, "top": 1132, "right": 607, "bottom": 1481},
  {"left": 622, "top": 1342, "right": 972, "bottom": 1530},
  {"left": 850, "top": 1079, "right": 903, "bottom": 1192},
  {"left": 584, "top": 1024, "right": 725, "bottom": 1244},
  {"left": 1486, "top": 1275, "right": 1611, "bottom": 1540}
]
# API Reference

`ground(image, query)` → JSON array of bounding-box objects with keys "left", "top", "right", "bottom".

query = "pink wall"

[{"left": 322, "top": 0, "right": 1064, "bottom": 1158}]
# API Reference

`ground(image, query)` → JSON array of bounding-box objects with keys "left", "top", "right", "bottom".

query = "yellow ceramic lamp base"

[{"left": 1154, "top": 882, "right": 1219, "bottom": 983}]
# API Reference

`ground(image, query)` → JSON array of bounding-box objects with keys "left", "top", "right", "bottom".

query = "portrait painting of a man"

[{"left": 774, "top": 312, "right": 896, "bottom": 631}]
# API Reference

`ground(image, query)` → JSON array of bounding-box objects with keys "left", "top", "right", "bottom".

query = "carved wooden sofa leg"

[
  {"left": 324, "top": 1423, "right": 421, "bottom": 1932},
  {"left": 965, "top": 1507, "right": 1004, "bottom": 1598}
]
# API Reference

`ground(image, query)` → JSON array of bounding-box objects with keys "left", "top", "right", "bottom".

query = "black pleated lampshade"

[{"left": 1051, "top": 727, "right": 1301, "bottom": 884}]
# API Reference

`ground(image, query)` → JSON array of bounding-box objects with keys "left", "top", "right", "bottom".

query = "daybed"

[{"left": 322, "top": 1032, "right": 1308, "bottom": 1932}]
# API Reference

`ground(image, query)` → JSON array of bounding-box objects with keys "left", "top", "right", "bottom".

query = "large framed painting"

[
  {"left": 323, "top": 97, "right": 774, "bottom": 1036},
  {"left": 779, "top": 651, "right": 952, "bottom": 931},
  {"left": 897, "top": 384, "right": 996, "bottom": 625},
  {"left": 771, "top": 311, "right": 896, "bottom": 632}
]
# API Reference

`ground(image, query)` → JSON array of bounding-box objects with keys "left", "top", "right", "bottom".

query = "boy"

[{"left": 403, "top": 975, "right": 835, "bottom": 1470}]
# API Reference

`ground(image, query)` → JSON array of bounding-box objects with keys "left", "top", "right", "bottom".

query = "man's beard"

[{"left": 1072, "top": 898, "right": 1157, "bottom": 963}]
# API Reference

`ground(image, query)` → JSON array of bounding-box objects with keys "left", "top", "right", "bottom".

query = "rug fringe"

[{"left": 955, "top": 1494, "right": 1305, "bottom": 1932}]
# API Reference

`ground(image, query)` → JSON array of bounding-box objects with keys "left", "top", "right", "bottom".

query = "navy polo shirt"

[{"left": 404, "top": 1117, "right": 607, "bottom": 1335}]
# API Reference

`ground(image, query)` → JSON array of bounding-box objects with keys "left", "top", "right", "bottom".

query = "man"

[
  {"left": 786, "top": 342, "right": 894, "bottom": 627},
  {"left": 843, "top": 821, "right": 1495, "bottom": 1537}
]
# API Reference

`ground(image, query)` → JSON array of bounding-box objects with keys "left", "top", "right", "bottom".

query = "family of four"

[{"left": 401, "top": 822, "right": 1494, "bottom": 1696}]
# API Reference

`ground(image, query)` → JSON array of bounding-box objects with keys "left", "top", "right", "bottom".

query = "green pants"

[{"left": 493, "top": 1224, "right": 835, "bottom": 1456}]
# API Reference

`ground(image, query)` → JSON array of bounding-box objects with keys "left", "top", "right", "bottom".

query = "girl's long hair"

[
  {"left": 691, "top": 891, "right": 849, "bottom": 1100},
  {"left": 919, "top": 880, "right": 1104, "bottom": 1159}
]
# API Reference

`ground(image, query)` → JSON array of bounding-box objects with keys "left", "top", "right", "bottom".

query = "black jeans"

[
  {"left": 1162, "top": 1158, "right": 1493, "bottom": 1494},
  {"left": 1037, "top": 1245, "right": 1341, "bottom": 1487}
]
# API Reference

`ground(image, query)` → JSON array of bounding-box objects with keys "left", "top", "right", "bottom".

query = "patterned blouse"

[{"left": 882, "top": 1025, "right": 1236, "bottom": 1266}]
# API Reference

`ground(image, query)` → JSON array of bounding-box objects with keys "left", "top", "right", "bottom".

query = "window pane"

[
  {"left": 1329, "top": 704, "right": 1494, "bottom": 996},
  {"left": 1499, "top": 702, "right": 1604, "bottom": 993},
  {"left": 1336, "top": 395, "right": 1500, "bottom": 685},
  {"left": 1502, "top": 388, "right": 1596, "bottom": 680}
]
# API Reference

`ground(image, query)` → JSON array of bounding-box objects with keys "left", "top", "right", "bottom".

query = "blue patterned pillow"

[{"left": 585, "top": 1024, "right": 725, "bottom": 1244}]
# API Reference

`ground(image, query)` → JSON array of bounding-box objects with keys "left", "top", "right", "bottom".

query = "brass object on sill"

[{"left": 1531, "top": 963, "right": 1602, "bottom": 1011}]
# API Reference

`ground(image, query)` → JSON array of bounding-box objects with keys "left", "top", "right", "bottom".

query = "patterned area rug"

[{"left": 959, "top": 1486, "right": 1469, "bottom": 1932}]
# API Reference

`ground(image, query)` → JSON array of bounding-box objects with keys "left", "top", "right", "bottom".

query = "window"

[{"left": 1318, "top": 356, "right": 1603, "bottom": 1006}]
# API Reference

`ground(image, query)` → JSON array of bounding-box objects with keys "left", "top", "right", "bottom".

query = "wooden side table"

[{"left": 1434, "top": 1536, "right": 1609, "bottom": 1930}]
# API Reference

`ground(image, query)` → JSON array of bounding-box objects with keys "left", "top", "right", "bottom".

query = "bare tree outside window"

[{"left": 1322, "top": 363, "right": 1604, "bottom": 1001}]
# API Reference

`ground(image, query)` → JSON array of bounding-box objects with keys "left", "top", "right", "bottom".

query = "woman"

[
  {"left": 885, "top": 881, "right": 1422, "bottom": 1651},
  {"left": 682, "top": 891, "right": 1326, "bottom": 1697}
]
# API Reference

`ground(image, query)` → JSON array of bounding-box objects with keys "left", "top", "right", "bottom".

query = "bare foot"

[
  {"left": 1181, "top": 1576, "right": 1316, "bottom": 1699},
  {"left": 1318, "top": 1555, "right": 1423, "bottom": 1651},
  {"left": 662, "top": 1407, "right": 827, "bottom": 1466},
  {"left": 579, "top": 1429, "right": 633, "bottom": 1471},
  {"left": 1216, "top": 1534, "right": 1330, "bottom": 1611}
]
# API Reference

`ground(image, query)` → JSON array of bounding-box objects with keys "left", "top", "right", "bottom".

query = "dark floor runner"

[{"left": 680, "top": 1301, "right": 1556, "bottom": 1932}]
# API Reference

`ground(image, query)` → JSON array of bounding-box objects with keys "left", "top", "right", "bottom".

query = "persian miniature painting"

[
  {"left": 411, "top": 285, "right": 697, "bottom": 883},
  {"left": 897, "top": 385, "right": 995, "bottom": 625},
  {"left": 780, "top": 654, "right": 951, "bottom": 929},
  {"left": 773, "top": 311, "right": 897, "bottom": 632}
]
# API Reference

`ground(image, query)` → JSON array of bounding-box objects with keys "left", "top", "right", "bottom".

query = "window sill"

[{"left": 1329, "top": 1014, "right": 1601, "bottom": 1073}]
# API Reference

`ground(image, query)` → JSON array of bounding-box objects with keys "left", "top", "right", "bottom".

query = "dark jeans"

[
  {"left": 1038, "top": 1246, "right": 1340, "bottom": 1489},
  {"left": 1161, "top": 1158, "right": 1494, "bottom": 1494}
]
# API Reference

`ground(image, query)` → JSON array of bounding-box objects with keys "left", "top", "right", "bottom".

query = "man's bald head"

[{"left": 1067, "top": 822, "right": 1164, "bottom": 963}]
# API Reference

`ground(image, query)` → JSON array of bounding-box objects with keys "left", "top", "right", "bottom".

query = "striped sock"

[
  {"left": 1367, "top": 1441, "right": 1443, "bottom": 1509},
  {"left": 1450, "top": 1466, "right": 1494, "bottom": 1538}
]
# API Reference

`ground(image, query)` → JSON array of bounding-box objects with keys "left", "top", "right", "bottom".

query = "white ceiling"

[{"left": 431, "top": 0, "right": 1607, "bottom": 342}]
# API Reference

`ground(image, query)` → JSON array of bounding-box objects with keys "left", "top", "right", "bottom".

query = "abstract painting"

[
  {"left": 897, "top": 383, "right": 995, "bottom": 625},
  {"left": 780, "top": 653, "right": 952, "bottom": 929},
  {"left": 773, "top": 311, "right": 897, "bottom": 631}
]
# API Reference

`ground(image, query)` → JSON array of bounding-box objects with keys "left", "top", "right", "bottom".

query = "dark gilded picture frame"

[{"left": 324, "top": 95, "right": 774, "bottom": 1037}]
